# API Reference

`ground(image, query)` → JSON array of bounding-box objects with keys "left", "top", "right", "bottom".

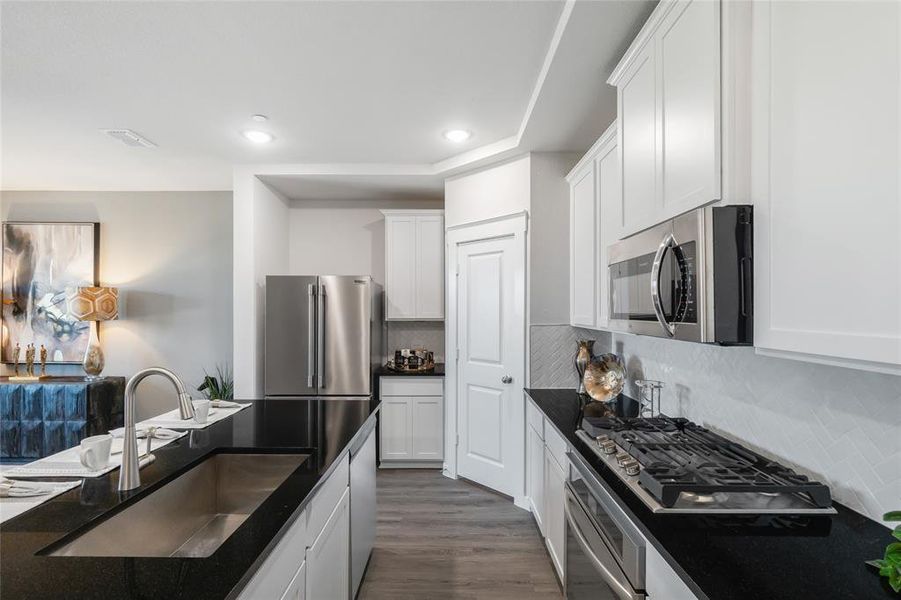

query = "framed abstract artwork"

[{"left": 1, "top": 222, "right": 100, "bottom": 364}]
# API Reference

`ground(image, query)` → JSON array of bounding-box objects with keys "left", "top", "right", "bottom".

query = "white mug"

[
  {"left": 193, "top": 400, "right": 211, "bottom": 424},
  {"left": 79, "top": 434, "right": 113, "bottom": 470}
]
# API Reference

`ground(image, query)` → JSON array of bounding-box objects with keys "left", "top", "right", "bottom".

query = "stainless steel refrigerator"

[{"left": 264, "top": 275, "right": 383, "bottom": 397}]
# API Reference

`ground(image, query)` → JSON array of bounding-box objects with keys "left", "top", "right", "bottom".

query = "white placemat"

[
  {"left": 140, "top": 402, "right": 251, "bottom": 430},
  {"left": 3, "top": 431, "right": 187, "bottom": 479},
  {"left": 0, "top": 480, "right": 82, "bottom": 524}
]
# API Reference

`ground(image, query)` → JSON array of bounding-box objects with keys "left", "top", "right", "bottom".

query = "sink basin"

[{"left": 46, "top": 453, "right": 309, "bottom": 558}]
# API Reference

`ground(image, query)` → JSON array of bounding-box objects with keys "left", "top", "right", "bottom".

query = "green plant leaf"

[
  {"left": 885, "top": 511, "right": 901, "bottom": 522},
  {"left": 893, "top": 525, "right": 901, "bottom": 543}
]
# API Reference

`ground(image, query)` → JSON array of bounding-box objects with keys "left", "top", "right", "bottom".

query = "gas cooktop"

[{"left": 578, "top": 415, "right": 836, "bottom": 515}]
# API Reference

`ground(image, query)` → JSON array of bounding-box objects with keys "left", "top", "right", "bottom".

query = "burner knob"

[
  {"left": 600, "top": 440, "right": 617, "bottom": 455},
  {"left": 594, "top": 435, "right": 611, "bottom": 445},
  {"left": 615, "top": 452, "right": 631, "bottom": 466},
  {"left": 621, "top": 459, "right": 640, "bottom": 476}
]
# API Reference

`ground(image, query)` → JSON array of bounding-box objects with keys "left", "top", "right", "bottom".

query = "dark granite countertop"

[
  {"left": 524, "top": 388, "right": 894, "bottom": 600},
  {"left": 375, "top": 362, "right": 445, "bottom": 377},
  {"left": 0, "top": 397, "right": 379, "bottom": 600}
]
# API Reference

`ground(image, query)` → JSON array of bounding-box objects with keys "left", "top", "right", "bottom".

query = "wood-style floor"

[{"left": 358, "top": 469, "right": 563, "bottom": 600}]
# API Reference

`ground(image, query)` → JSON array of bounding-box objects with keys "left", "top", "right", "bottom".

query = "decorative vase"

[
  {"left": 82, "top": 321, "right": 105, "bottom": 379},
  {"left": 574, "top": 340, "right": 595, "bottom": 394}
]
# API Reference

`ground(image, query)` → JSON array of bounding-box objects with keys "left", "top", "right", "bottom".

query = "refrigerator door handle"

[
  {"left": 307, "top": 284, "right": 316, "bottom": 388},
  {"left": 318, "top": 284, "right": 326, "bottom": 388}
]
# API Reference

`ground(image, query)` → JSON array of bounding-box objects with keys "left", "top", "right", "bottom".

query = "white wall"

[
  {"left": 444, "top": 155, "right": 531, "bottom": 229},
  {"left": 233, "top": 176, "right": 290, "bottom": 399},
  {"left": 0, "top": 191, "right": 233, "bottom": 420},
  {"left": 287, "top": 198, "right": 443, "bottom": 283},
  {"left": 529, "top": 152, "right": 578, "bottom": 324}
]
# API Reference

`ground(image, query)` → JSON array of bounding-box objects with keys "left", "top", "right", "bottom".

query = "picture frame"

[{"left": 1, "top": 221, "right": 100, "bottom": 364}]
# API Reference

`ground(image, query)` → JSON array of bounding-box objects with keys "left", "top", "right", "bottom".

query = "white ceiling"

[{"left": 1, "top": 0, "right": 655, "bottom": 194}]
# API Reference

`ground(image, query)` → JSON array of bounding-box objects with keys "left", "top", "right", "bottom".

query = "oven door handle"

[
  {"left": 565, "top": 489, "right": 645, "bottom": 600},
  {"left": 650, "top": 232, "right": 677, "bottom": 337}
]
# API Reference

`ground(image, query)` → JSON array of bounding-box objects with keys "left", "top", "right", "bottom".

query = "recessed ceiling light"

[
  {"left": 251, "top": 114, "right": 268, "bottom": 122},
  {"left": 443, "top": 129, "right": 472, "bottom": 143},
  {"left": 242, "top": 130, "right": 274, "bottom": 144}
]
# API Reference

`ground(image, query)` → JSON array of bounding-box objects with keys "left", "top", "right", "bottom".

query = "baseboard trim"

[{"left": 379, "top": 460, "right": 444, "bottom": 469}]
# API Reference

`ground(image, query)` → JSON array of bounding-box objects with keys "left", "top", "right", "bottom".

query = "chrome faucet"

[{"left": 119, "top": 367, "right": 195, "bottom": 491}]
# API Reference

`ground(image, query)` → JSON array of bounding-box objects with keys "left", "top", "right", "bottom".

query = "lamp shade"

[{"left": 66, "top": 287, "right": 119, "bottom": 321}]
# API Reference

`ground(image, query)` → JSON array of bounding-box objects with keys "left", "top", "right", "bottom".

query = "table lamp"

[{"left": 66, "top": 286, "right": 119, "bottom": 379}]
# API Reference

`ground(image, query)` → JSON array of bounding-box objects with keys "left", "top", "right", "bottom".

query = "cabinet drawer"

[
  {"left": 544, "top": 423, "right": 569, "bottom": 473},
  {"left": 381, "top": 377, "right": 443, "bottom": 397},
  {"left": 307, "top": 454, "right": 349, "bottom": 543},
  {"left": 526, "top": 400, "right": 544, "bottom": 440}
]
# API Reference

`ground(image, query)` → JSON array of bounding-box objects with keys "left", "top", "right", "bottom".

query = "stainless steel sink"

[{"left": 47, "top": 453, "right": 309, "bottom": 558}]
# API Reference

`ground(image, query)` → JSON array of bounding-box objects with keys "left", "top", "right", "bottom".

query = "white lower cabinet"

[
  {"left": 306, "top": 487, "right": 350, "bottom": 600},
  {"left": 379, "top": 377, "right": 444, "bottom": 466},
  {"left": 526, "top": 399, "right": 566, "bottom": 584},
  {"left": 646, "top": 543, "right": 698, "bottom": 599},
  {"left": 239, "top": 438, "right": 375, "bottom": 600},
  {"left": 526, "top": 423, "right": 545, "bottom": 535},
  {"left": 543, "top": 447, "right": 567, "bottom": 582}
]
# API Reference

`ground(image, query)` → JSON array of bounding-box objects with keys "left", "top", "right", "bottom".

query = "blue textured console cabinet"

[{"left": 0, "top": 377, "right": 125, "bottom": 460}]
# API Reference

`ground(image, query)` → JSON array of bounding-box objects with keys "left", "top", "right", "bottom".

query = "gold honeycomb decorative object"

[{"left": 582, "top": 353, "right": 625, "bottom": 403}]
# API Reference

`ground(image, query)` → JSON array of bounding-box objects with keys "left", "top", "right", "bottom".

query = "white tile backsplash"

[
  {"left": 386, "top": 321, "right": 445, "bottom": 362},
  {"left": 529, "top": 324, "right": 611, "bottom": 388},
  {"left": 611, "top": 333, "right": 901, "bottom": 526},
  {"left": 528, "top": 324, "right": 901, "bottom": 526}
]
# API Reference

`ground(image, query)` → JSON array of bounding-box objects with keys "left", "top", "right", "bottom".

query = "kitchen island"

[{"left": 0, "top": 397, "right": 378, "bottom": 600}]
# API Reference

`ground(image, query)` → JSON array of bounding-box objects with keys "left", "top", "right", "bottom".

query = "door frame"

[{"left": 444, "top": 211, "right": 528, "bottom": 509}]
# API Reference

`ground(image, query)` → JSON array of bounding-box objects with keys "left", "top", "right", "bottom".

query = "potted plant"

[
  {"left": 867, "top": 511, "right": 901, "bottom": 593},
  {"left": 197, "top": 364, "right": 234, "bottom": 401}
]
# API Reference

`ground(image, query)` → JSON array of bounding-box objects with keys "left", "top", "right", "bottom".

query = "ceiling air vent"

[{"left": 101, "top": 129, "right": 157, "bottom": 148}]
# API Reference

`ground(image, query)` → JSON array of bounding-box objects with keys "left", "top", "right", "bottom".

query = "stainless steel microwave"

[{"left": 607, "top": 205, "right": 753, "bottom": 344}]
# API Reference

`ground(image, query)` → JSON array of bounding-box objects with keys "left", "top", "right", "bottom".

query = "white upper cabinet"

[
  {"left": 595, "top": 135, "right": 620, "bottom": 329},
  {"left": 658, "top": 0, "right": 720, "bottom": 215},
  {"left": 750, "top": 0, "right": 901, "bottom": 372},
  {"left": 617, "top": 42, "right": 657, "bottom": 238},
  {"left": 382, "top": 210, "right": 445, "bottom": 320},
  {"left": 569, "top": 165, "right": 597, "bottom": 328},
  {"left": 609, "top": 0, "right": 721, "bottom": 238},
  {"left": 567, "top": 123, "right": 618, "bottom": 331}
]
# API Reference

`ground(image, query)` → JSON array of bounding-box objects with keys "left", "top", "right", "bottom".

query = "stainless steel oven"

[
  {"left": 607, "top": 205, "right": 753, "bottom": 344},
  {"left": 565, "top": 452, "right": 646, "bottom": 600}
]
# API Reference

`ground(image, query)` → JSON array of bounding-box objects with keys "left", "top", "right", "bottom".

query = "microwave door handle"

[
  {"left": 565, "top": 491, "right": 644, "bottom": 600},
  {"left": 651, "top": 233, "right": 677, "bottom": 337}
]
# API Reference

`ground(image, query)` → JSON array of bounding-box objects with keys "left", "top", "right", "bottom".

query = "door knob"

[{"left": 501, "top": 375, "right": 513, "bottom": 384}]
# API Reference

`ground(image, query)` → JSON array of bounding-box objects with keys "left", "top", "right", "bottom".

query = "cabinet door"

[
  {"left": 570, "top": 166, "right": 597, "bottom": 327},
  {"left": 618, "top": 40, "right": 657, "bottom": 238},
  {"left": 385, "top": 216, "right": 417, "bottom": 319},
  {"left": 751, "top": 0, "right": 901, "bottom": 370},
  {"left": 543, "top": 448, "right": 566, "bottom": 582},
  {"left": 415, "top": 216, "right": 445, "bottom": 319},
  {"left": 306, "top": 488, "right": 350, "bottom": 600},
  {"left": 379, "top": 398, "right": 412, "bottom": 460},
  {"left": 281, "top": 561, "right": 306, "bottom": 600},
  {"left": 595, "top": 138, "right": 619, "bottom": 329},
  {"left": 527, "top": 424, "right": 545, "bottom": 535},
  {"left": 658, "top": 0, "right": 721, "bottom": 217},
  {"left": 411, "top": 396, "right": 444, "bottom": 460}
]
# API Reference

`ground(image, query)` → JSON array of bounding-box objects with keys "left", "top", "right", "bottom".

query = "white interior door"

[{"left": 455, "top": 233, "right": 524, "bottom": 498}]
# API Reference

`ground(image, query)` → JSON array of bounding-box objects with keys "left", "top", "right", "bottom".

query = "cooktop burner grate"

[{"left": 582, "top": 416, "right": 833, "bottom": 509}]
